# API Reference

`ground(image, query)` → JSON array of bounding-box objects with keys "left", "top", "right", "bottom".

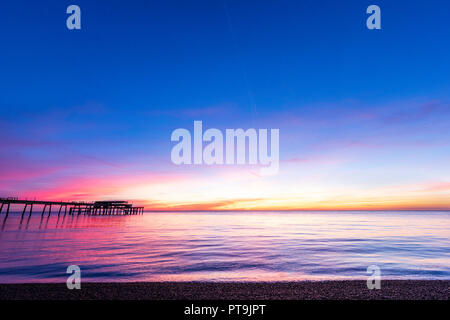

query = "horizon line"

[{"left": 141, "top": 208, "right": 450, "bottom": 212}]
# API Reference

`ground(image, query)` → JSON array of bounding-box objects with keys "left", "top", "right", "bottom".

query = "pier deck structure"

[{"left": 0, "top": 198, "right": 144, "bottom": 219}]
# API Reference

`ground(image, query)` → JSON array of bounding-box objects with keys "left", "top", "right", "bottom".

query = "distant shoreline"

[{"left": 0, "top": 280, "right": 448, "bottom": 300}]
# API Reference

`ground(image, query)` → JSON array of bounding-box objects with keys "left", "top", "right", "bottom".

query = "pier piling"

[
  {"left": 5, "top": 203, "right": 10, "bottom": 218},
  {"left": 21, "top": 204, "right": 28, "bottom": 218}
]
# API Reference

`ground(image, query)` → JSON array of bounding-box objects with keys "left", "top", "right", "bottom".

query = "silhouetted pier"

[{"left": 0, "top": 198, "right": 144, "bottom": 219}]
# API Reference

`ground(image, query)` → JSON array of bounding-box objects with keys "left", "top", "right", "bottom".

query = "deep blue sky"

[
  {"left": 1, "top": 1, "right": 449, "bottom": 113},
  {"left": 1, "top": 1, "right": 450, "bottom": 209}
]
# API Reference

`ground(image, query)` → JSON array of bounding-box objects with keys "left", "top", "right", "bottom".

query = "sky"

[{"left": 0, "top": 0, "right": 450, "bottom": 210}]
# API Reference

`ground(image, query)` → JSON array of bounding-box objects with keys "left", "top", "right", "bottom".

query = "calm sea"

[{"left": 0, "top": 211, "right": 448, "bottom": 283}]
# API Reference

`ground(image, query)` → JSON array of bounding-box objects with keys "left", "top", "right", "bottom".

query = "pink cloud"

[
  {"left": 18, "top": 172, "right": 191, "bottom": 203},
  {"left": 421, "top": 182, "right": 450, "bottom": 193}
]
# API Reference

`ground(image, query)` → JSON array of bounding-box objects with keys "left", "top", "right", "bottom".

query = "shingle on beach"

[{"left": 0, "top": 280, "right": 448, "bottom": 300}]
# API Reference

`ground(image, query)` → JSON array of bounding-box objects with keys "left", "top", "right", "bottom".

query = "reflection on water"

[{"left": 0, "top": 211, "right": 449, "bottom": 282}]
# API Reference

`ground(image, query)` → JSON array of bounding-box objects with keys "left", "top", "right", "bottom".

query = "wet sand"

[{"left": 0, "top": 280, "right": 448, "bottom": 300}]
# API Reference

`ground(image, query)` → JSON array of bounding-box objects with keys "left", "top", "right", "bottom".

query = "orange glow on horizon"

[{"left": 14, "top": 165, "right": 450, "bottom": 212}]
